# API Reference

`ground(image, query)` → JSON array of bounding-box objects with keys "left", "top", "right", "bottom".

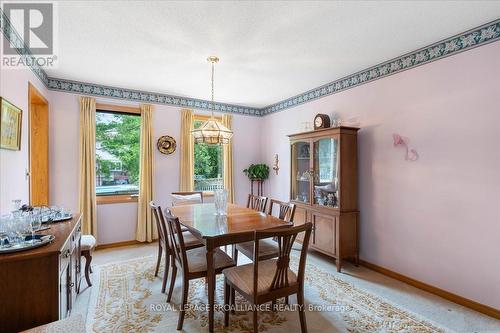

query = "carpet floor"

[{"left": 72, "top": 243, "right": 500, "bottom": 333}]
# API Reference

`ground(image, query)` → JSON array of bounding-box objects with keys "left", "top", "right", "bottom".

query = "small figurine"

[{"left": 327, "top": 193, "right": 334, "bottom": 206}]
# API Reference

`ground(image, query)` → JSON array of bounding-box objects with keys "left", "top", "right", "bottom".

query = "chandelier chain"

[{"left": 211, "top": 61, "right": 215, "bottom": 113}]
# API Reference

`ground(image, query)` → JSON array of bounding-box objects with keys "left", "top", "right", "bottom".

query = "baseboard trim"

[
  {"left": 95, "top": 240, "right": 142, "bottom": 250},
  {"left": 360, "top": 260, "right": 499, "bottom": 320}
]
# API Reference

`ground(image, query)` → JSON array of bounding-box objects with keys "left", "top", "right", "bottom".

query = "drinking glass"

[
  {"left": 16, "top": 215, "right": 30, "bottom": 244},
  {"left": 50, "top": 206, "right": 61, "bottom": 218},
  {"left": 0, "top": 215, "right": 9, "bottom": 248},
  {"left": 30, "top": 213, "right": 42, "bottom": 244}
]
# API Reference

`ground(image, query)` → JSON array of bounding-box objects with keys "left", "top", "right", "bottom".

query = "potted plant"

[{"left": 243, "top": 164, "right": 270, "bottom": 180}]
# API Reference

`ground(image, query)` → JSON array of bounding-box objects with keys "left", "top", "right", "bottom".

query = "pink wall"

[
  {"left": 260, "top": 42, "right": 500, "bottom": 309},
  {"left": 0, "top": 34, "right": 50, "bottom": 213},
  {"left": 48, "top": 91, "right": 262, "bottom": 244}
]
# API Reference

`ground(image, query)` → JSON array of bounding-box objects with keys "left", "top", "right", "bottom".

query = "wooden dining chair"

[
  {"left": 267, "top": 199, "right": 296, "bottom": 223},
  {"left": 171, "top": 191, "right": 204, "bottom": 206},
  {"left": 223, "top": 223, "right": 313, "bottom": 333},
  {"left": 234, "top": 200, "right": 296, "bottom": 262},
  {"left": 150, "top": 202, "right": 204, "bottom": 294},
  {"left": 163, "top": 209, "right": 236, "bottom": 330},
  {"left": 246, "top": 194, "right": 268, "bottom": 213}
]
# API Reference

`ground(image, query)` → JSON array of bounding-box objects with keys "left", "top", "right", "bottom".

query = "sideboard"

[
  {"left": 0, "top": 214, "right": 82, "bottom": 333},
  {"left": 288, "top": 126, "right": 359, "bottom": 272}
]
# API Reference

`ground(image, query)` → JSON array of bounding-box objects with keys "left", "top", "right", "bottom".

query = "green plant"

[{"left": 243, "top": 164, "right": 270, "bottom": 180}]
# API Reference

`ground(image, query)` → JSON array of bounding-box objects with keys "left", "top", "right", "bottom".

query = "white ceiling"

[{"left": 47, "top": 1, "right": 500, "bottom": 108}]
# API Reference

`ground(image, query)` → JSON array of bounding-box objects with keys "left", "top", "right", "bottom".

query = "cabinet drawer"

[{"left": 312, "top": 213, "right": 336, "bottom": 255}]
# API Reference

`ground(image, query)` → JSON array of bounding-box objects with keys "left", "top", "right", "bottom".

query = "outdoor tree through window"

[
  {"left": 193, "top": 119, "right": 224, "bottom": 192},
  {"left": 95, "top": 111, "right": 141, "bottom": 196}
]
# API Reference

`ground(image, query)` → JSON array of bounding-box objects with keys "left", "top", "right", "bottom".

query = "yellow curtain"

[
  {"left": 78, "top": 96, "right": 97, "bottom": 237},
  {"left": 222, "top": 114, "right": 234, "bottom": 203},
  {"left": 136, "top": 104, "right": 156, "bottom": 242},
  {"left": 179, "top": 109, "right": 194, "bottom": 191}
]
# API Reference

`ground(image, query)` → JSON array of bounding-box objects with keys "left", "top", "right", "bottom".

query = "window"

[
  {"left": 193, "top": 117, "right": 224, "bottom": 192},
  {"left": 95, "top": 110, "right": 141, "bottom": 196}
]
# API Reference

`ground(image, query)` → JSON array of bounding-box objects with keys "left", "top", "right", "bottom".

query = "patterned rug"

[{"left": 85, "top": 255, "right": 452, "bottom": 333}]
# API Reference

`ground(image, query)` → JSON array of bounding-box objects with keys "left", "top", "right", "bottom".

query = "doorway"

[{"left": 28, "top": 83, "right": 49, "bottom": 206}]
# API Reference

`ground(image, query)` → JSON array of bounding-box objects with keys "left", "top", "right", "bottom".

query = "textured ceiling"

[{"left": 45, "top": 1, "right": 500, "bottom": 108}]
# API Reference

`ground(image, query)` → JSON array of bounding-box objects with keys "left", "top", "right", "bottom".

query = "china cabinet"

[{"left": 289, "top": 126, "right": 359, "bottom": 272}]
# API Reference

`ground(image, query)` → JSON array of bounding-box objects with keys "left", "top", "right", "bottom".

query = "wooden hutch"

[{"left": 288, "top": 126, "right": 359, "bottom": 272}]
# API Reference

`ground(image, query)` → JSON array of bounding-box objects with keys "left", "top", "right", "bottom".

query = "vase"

[{"left": 214, "top": 189, "right": 228, "bottom": 215}]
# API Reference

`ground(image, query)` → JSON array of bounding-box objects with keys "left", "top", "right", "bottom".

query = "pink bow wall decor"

[{"left": 393, "top": 133, "right": 419, "bottom": 161}]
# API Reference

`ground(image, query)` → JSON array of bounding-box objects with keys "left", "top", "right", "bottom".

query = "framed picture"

[{"left": 1, "top": 97, "right": 22, "bottom": 150}]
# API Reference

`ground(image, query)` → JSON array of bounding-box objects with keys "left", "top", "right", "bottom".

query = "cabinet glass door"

[
  {"left": 291, "top": 141, "right": 311, "bottom": 204},
  {"left": 313, "top": 137, "right": 339, "bottom": 208}
]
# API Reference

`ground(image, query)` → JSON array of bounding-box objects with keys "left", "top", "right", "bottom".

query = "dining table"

[{"left": 169, "top": 202, "right": 292, "bottom": 333}]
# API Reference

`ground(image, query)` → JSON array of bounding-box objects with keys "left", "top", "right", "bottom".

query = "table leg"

[{"left": 206, "top": 243, "right": 215, "bottom": 333}]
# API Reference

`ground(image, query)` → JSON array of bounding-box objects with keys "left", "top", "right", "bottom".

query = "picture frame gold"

[{"left": 0, "top": 97, "right": 22, "bottom": 150}]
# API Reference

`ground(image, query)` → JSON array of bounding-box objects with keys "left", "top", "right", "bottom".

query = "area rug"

[{"left": 85, "top": 255, "right": 452, "bottom": 333}]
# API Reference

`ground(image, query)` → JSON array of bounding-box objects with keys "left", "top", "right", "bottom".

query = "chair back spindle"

[
  {"left": 247, "top": 194, "right": 268, "bottom": 213},
  {"left": 150, "top": 201, "right": 168, "bottom": 249},
  {"left": 252, "top": 223, "right": 312, "bottom": 300},
  {"left": 268, "top": 199, "right": 296, "bottom": 223},
  {"left": 164, "top": 209, "right": 190, "bottom": 276}
]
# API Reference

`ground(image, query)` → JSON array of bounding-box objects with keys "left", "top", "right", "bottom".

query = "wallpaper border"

[{"left": 261, "top": 19, "right": 500, "bottom": 115}]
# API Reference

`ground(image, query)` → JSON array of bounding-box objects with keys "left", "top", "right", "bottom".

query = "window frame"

[
  {"left": 192, "top": 114, "right": 223, "bottom": 196},
  {"left": 95, "top": 103, "right": 141, "bottom": 205}
]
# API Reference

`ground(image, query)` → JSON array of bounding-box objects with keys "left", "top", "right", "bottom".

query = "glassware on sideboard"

[
  {"left": 0, "top": 215, "right": 9, "bottom": 248},
  {"left": 30, "top": 212, "right": 42, "bottom": 244}
]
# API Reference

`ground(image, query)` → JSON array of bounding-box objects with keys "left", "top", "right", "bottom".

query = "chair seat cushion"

[
  {"left": 236, "top": 239, "right": 279, "bottom": 261},
  {"left": 223, "top": 259, "right": 297, "bottom": 296},
  {"left": 186, "top": 247, "right": 235, "bottom": 274},
  {"left": 171, "top": 194, "right": 202, "bottom": 206},
  {"left": 81, "top": 235, "right": 96, "bottom": 251},
  {"left": 182, "top": 231, "right": 204, "bottom": 250}
]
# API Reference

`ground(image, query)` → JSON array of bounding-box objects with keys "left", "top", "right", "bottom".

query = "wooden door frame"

[{"left": 28, "top": 82, "right": 49, "bottom": 205}]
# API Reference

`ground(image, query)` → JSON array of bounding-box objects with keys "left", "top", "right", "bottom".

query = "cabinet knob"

[
  {"left": 65, "top": 250, "right": 71, "bottom": 258},
  {"left": 70, "top": 282, "right": 75, "bottom": 287}
]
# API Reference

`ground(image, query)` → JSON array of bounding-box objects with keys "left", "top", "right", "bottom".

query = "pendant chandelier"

[{"left": 191, "top": 56, "right": 233, "bottom": 145}]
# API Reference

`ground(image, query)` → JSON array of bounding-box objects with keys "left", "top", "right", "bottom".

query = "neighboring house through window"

[{"left": 95, "top": 110, "right": 141, "bottom": 196}]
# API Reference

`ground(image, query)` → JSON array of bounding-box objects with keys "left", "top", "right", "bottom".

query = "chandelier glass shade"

[
  {"left": 191, "top": 56, "right": 233, "bottom": 145},
  {"left": 192, "top": 119, "right": 232, "bottom": 144}
]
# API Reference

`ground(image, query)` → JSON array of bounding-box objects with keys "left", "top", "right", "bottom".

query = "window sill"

[{"left": 96, "top": 194, "right": 138, "bottom": 205}]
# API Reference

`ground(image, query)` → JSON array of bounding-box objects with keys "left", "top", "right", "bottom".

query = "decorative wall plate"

[{"left": 157, "top": 135, "right": 176, "bottom": 155}]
